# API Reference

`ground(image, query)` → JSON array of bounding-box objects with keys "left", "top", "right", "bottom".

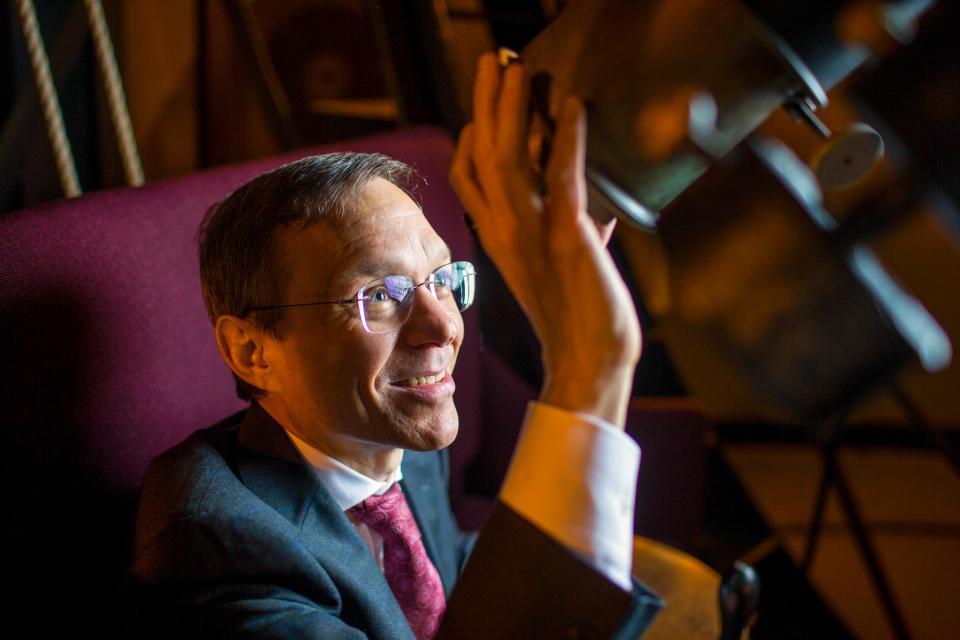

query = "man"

[{"left": 133, "top": 54, "right": 659, "bottom": 638}]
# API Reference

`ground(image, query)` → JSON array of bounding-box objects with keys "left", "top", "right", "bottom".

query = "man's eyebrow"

[
  {"left": 343, "top": 258, "right": 391, "bottom": 282},
  {"left": 336, "top": 243, "right": 453, "bottom": 286}
]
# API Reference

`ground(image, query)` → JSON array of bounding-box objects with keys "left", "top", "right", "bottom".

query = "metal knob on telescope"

[{"left": 718, "top": 561, "right": 760, "bottom": 640}]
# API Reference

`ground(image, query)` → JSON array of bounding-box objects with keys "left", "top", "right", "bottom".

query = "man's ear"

[{"left": 214, "top": 315, "right": 275, "bottom": 394}]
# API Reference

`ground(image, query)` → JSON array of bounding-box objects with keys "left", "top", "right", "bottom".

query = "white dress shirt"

[
  {"left": 285, "top": 401, "right": 641, "bottom": 592},
  {"left": 285, "top": 428, "right": 401, "bottom": 570}
]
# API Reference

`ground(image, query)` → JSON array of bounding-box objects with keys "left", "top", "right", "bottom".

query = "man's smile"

[
  {"left": 388, "top": 371, "right": 455, "bottom": 400},
  {"left": 396, "top": 370, "right": 447, "bottom": 387}
]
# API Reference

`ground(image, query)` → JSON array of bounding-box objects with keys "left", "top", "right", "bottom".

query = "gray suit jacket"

[{"left": 132, "top": 402, "right": 661, "bottom": 638}]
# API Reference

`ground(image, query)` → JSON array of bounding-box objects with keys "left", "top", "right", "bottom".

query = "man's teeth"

[{"left": 402, "top": 372, "right": 445, "bottom": 387}]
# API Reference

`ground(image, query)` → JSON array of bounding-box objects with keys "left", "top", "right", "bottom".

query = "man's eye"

[
  {"left": 433, "top": 272, "right": 452, "bottom": 288},
  {"left": 368, "top": 287, "right": 392, "bottom": 303}
]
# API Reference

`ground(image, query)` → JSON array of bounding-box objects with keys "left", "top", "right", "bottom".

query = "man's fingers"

[
  {"left": 544, "top": 97, "right": 588, "bottom": 228},
  {"left": 450, "top": 124, "right": 489, "bottom": 221},
  {"left": 495, "top": 62, "right": 530, "bottom": 165},
  {"left": 472, "top": 53, "right": 500, "bottom": 148}
]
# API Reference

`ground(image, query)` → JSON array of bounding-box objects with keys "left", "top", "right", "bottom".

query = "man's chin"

[{"left": 400, "top": 411, "right": 460, "bottom": 452}]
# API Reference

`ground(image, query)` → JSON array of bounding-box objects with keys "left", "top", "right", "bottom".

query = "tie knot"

[
  {"left": 349, "top": 483, "right": 413, "bottom": 538},
  {"left": 351, "top": 482, "right": 402, "bottom": 513}
]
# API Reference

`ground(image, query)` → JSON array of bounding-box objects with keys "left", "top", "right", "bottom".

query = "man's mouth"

[{"left": 396, "top": 371, "right": 446, "bottom": 387}]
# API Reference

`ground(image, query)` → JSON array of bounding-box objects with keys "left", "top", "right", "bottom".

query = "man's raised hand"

[{"left": 449, "top": 52, "right": 641, "bottom": 428}]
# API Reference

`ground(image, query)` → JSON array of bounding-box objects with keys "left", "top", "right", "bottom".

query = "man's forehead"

[{"left": 279, "top": 201, "right": 451, "bottom": 294}]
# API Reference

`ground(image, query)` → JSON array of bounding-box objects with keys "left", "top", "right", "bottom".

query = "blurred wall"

[{"left": 111, "top": 0, "right": 200, "bottom": 180}]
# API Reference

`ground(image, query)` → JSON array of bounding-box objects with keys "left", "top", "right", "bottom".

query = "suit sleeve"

[
  {"left": 440, "top": 503, "right": 661, "bottom": 639},
  {"left": 439, "top": 402, "right": 662, "bottom": 639}
]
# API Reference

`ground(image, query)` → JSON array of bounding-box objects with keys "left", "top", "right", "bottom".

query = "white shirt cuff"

[{"left": 499, "top": 401, "right": 640, "bottom": 591}]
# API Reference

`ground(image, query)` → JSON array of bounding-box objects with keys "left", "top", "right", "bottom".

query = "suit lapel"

[
  {"left": 235, "top": 402, "right": 415, "bottom": 640},
  {"left": 400, "top": 450, "right": 457, "bottom": 595}
]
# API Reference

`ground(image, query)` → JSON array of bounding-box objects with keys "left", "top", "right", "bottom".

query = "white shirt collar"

[{"left": 283, "top": 428, "right": 403, "bottom": 511}]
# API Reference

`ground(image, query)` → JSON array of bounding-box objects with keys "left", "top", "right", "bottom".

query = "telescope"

[{"left": 522, "top": 0, "right": 956, "bottom": 420}]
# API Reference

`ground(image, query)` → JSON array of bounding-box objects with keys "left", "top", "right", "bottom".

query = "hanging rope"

[
  {"left": 83, "top": 0, "right": 144, "bottom": 187},
  {"left": 15, "top": 0, "right": 82, "bottom": 198}
]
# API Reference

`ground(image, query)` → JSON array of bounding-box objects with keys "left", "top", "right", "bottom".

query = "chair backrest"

[{"left": 0, "top": 126, "right": 480, "bottom": 633}]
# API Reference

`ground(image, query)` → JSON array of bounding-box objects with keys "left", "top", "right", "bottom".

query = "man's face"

[{"left": 263, "top": 178, "right": 463, "bottom": 460}]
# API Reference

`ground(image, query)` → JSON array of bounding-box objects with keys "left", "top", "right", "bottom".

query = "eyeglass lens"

[{"left": 357, "top": 261, "right": 476, "bottom": 333}]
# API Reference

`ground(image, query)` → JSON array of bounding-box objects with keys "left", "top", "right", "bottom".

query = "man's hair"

[{"left": 199, "top": 152, "right": 417, "bottom": 400}]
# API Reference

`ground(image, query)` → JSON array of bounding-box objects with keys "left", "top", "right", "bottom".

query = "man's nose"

[{"left": 402, "top": 285, "right": 459, "bottom": 346}]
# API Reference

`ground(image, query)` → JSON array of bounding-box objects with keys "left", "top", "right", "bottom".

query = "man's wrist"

[{"left": 540, "top": 362, "right": 636, "bottom": 428}]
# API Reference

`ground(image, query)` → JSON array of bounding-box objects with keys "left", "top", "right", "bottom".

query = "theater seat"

[{"left": 0, "top": 126, "right": 483, "bottom": 636}]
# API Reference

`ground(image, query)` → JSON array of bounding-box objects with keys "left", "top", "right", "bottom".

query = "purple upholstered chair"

[{"left": 0, "top": 126, "right": 487, "bottom": 635}]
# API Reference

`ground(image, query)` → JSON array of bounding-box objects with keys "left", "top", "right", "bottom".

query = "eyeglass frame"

[{"left": 244, "top": 260, "right": 477, "bottom": 334}]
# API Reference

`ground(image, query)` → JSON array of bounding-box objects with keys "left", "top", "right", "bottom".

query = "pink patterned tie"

[{"left": 349, "top": 484, "right": 446, "bottom": 639}]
